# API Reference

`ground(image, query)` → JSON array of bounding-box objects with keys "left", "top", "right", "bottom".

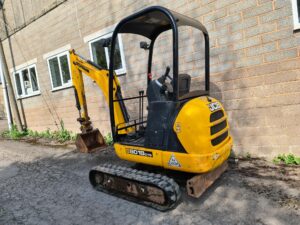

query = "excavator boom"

[{"left": 70, "top": 50, "right": 131, "bottom": 152}]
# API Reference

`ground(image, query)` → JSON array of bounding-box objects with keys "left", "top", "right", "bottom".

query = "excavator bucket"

[{"left": 75, "top": 129, "right": 106, "bottom": 153}]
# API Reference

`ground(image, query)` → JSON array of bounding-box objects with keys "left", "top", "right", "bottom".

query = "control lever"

[
  {"left": 140, "top": 41, "right": 150, "bottom": 50},
  {"left": 164, "top": 66, "right": 173, "bottom": 81},
  {"left": 164, "top": 66, "right": 170, "bottom": 79},
  {"left": 158, "top": 66, "right": 170, "bottom": 84}
]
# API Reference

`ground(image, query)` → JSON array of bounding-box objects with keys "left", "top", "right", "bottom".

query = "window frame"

[
  {"left": 88, "top": 33, "right": 127, "bottom": 76},
  {"left": 13, "top": 64, "right": 41, "bottom": 99},
  {"left": 292, "top": 0, "right": 300, "bottom": 30},
  {"left": 46, "top": 51, "right": 72, "bottom": 91}
]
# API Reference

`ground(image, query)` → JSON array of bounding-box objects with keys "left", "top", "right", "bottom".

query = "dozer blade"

[
  {"left": 75, "top": 129, "right": 106, "bottom": 153},
  {"left": 89, "top": 164, "right": 181, "bottom": 211},
  {"left": 186, "top": 160, "right": 228, "bottom": 198}
]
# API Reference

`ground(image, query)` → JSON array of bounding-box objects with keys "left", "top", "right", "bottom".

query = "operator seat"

[{"left": 147, "top": 73, "right": 192, "bottom": 103}]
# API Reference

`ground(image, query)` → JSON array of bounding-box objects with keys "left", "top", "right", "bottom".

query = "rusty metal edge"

[{"left": 186, "top": 160, "right": 228, "bottom": 198}]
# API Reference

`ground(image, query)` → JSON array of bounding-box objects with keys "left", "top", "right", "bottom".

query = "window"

[
  {"left": 89, "top": 33, "right": 126, "bottom": 75},
  {"left": 13, "top": 65, "right": 40, "bottom": 98},
  {"left": 292, "top": 0, "right": 300, "bottom": 30},
  {"left": 47, "top": 51, "right": 72, "bottom": 90}
]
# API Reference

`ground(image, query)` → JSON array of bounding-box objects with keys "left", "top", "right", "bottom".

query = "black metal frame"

[
  {"left": 113, "top": 93, "right": 147, "bottom": 135},
  {"left": 109, "top": 6, "right": 210, "bottom": 140}
]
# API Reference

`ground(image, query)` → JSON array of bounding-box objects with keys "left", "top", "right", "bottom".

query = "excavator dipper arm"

[{"left": 70, "top": 49, "right": 131, "bottom": 135}]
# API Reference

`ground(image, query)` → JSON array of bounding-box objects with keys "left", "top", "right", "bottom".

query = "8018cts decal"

[{"left": 126, "top": 148, "right": 153, "bottom": 157}]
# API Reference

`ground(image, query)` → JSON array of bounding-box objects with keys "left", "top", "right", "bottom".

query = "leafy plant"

[
  {"left": 1, "top": 125, "right": 27, "bottom": 139},
  {"left": 50, "top": 120, "right": 76, "bottom": 142},
  {"left": 273, "top": 154, "right": 300, "bottom": 165},
  {"left": 104, "top": 133, "right": 113, "bottom": 146},
  {"left": 1, "top": 120, "right": 75, "bottom": 143},
  {"left": 245, "top": 152, "right": 251, "bottom": 159}
]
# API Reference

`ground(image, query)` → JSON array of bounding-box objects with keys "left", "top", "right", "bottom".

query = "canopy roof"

[{"left": 117, "top": 6, "right": 208, "bottom": 40}]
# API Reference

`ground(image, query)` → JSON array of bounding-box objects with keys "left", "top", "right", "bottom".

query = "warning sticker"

[{"left": 168, "top": 154, "right": 181, "bottom": 167}]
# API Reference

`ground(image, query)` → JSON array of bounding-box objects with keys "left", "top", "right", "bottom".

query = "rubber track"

[{"left": 89, "top": 163, "right": 181, "bottom": 211}]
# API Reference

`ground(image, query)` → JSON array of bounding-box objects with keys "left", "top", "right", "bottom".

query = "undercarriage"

[{"left": 89, "top": 161, "right": 228, "bottom": 211}]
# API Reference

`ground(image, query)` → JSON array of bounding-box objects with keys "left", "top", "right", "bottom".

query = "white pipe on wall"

[{"left": 0, "top": 63, "right": 12, "bottom": 130}]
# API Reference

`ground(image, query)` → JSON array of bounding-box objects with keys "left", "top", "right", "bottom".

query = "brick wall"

[
  {"left": 0, "top": 0, "right": 67, "bottom": 40},
  {"left": 199, "top": 0, "right": 300, "bottom": 157},
  {"left": 0, "top": 0, "right": 299, "bottom": 158}
]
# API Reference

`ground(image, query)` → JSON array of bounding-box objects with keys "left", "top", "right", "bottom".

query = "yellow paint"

[
  {"left": 114, "top": 135, "right": 232, "bottom": 173},
  {"left": 114, "top": 97, "right": 233, "bottom": 173},
  {"left": 174, "top": 97, "right": 231, "bottom": 155},
  {"left": 70, "top": 50, "right": 132, "bottom": 134}
]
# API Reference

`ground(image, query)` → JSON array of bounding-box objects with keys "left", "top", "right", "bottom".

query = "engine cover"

[{"left": 172, "top": 96, "right": 233, "bottom": 170}]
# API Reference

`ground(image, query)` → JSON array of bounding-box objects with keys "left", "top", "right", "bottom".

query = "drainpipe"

[
  {"left": 0, "top": 64, "right": 12, "bottom": 129},
  {"left": 0, "top": 2, "right": 23, "bottom": 131}
]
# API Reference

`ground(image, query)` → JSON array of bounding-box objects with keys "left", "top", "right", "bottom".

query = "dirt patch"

[
  {"left": 0, "top": 136, "right": 75, "bottom": 149},
  {"left": 231, "top": 158, "right": 300, "bottom": 211}
]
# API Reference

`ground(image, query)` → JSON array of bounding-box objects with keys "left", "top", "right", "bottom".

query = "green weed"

[
  {"left": 273, "top": 154, "right": 300, "bottom": 165},
  {"left": 104, "top": 133, "right": 113, "bottom": 146},
  {"left": 50, "top": 120, "right": 76, "bottom": 142},
  {"left": 1, "top": 124, "right": 27, "bottom": 139},
  {"left": 1, "top": 120, "right": 75, "bottom": 143},
  {"left": 245, "top": 152, "right": 251, "bottom": 159}
]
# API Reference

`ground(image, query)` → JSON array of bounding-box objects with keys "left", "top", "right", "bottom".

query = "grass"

[
  {"left": 273, "top": 154, "right": 300, "bottom": 165},
  {"left": 1, "top": 121, "right": 116, "bottom": 146},
  {"left": 104, "top": 133, "right": 113, "bottom": 146},
  {"left": 245, "top": 152, "right": 251, "bottom": 159},
  {"left": 1, "top": 124, "right": 27, "bottom": 139},
  {"left": 1, "top": 120, "right": 76, "bottom": 143}
]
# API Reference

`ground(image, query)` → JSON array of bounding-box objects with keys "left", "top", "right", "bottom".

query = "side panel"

[
  {"left": 114, "top": 143, "right": 163, "bottom": 167},
  {"left": 161, "top": 137, "right": 232, "bottom": 173},
  {"left": 114, "top": 135, "right": 232, "bottom": 173}
]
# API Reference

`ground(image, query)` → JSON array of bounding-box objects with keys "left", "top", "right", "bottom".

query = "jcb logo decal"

[{"left": 208, "top": 102, "right": 221, "bottom": 112}]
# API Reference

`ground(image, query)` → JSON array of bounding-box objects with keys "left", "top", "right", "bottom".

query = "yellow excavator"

[{"left": 70, "top": 6, "right": 233, "bottom": 211}]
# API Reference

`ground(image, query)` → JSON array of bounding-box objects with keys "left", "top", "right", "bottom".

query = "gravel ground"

[{"left": 0, "top": 139, "right": 299, "bottom": 225}]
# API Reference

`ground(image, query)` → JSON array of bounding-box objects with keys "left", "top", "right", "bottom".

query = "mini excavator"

[{"left": 70, "top": 6, "right": 233, "bottom": 211}]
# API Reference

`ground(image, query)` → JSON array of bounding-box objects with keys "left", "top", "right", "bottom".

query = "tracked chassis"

[
  {"left": 89, "top": 161, "right": 228, "bottom": 211},
  {"left": 89, "top": 164, "right": 181, "bottom": 211}
]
